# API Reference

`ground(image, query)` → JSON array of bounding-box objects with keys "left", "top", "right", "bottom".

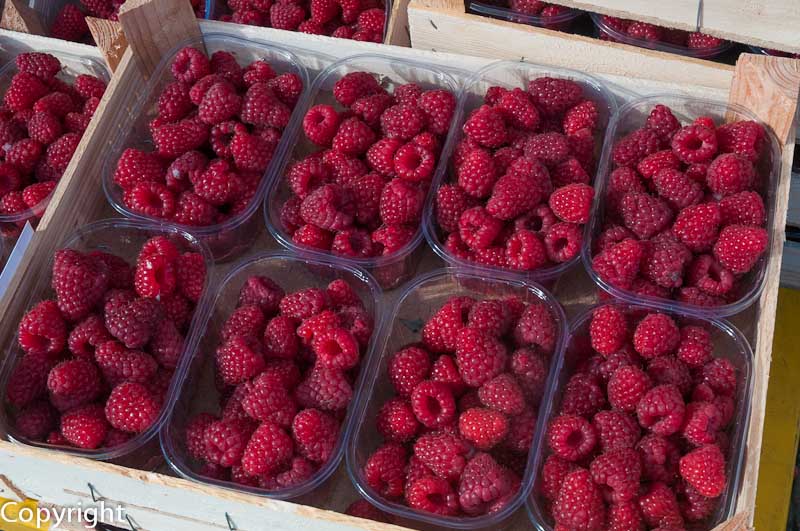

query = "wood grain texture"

[
  {"left": 117, "top": 0, "right": 202, "bottom": 77},
  {"left": 407, "top": 0, "right": 735, "bottom": 90},
  {"left": 541, "top": 0, "right": 800, "bottom": 53},
  {"left": 0, "top": 0, "right": 46, "bottom": 34},
  {"left": 86, "top": 17, "right": 128, "bottom": 72},
  {"left": 384, "top": 0, "right": 411, "bottom": 46}
]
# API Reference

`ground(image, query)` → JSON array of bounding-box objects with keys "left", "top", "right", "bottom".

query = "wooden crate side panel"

[
  {"left": 541, "top": 0, "right": 800, "bottom": 53},
  {"left": 385, "top": 0, "right": 411, "bottom": 46}
]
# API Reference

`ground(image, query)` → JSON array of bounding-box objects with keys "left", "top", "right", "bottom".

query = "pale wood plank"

[
  {"left": 86, "top": 17, "right": 128, "bottom": 73},
  {"left": 385, "top": 0, "right": 411, "bottom": 46},
  {"left": 0, "top": 0, "right": 46, "bottom": 35}
]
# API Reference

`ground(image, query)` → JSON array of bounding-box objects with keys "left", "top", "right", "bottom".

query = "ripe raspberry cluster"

[
  {"left": 112, "top": 46, "right": 302, "bottom": 227},
  {"left": 362, "top": 294, "right": 559, "bottom": 518},
  {"left": 0, "top": 53, "right": 105, "bottom": 235},
  {"left": 539, "top": 305, "right": 737, "bottom": 530},
  {"left": 218, "top": 0, "right": 386, "bottom": 43},
  {"left": 592, "top": 104, "right": 770, "bottom": 308},
  {"left": 6, "top": 235, "right": 206, "bottom": 450},
  {"left": 598, "top": 15, "right": 729, "bottom": 52},
  {"left": 184, "top": 276, "right": 373, "bottom": 490},
  {"left": 435, "top": 76, "right": 602, "bottom": 272},
  {"left": 49, "top": 0, "right": 205, "bottom": 43},
  {"left": 278, "top": 71, "right": 456, "bottom": 259}
]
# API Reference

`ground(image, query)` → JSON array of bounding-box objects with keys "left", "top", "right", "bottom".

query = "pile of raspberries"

[
  {"left": 184, "top": 276, "right": 374, "bottom": 490},
  {"left": 216, "top": 0, "right": 385, "bottom": 43},
  {"left": 434, "top": 76, "right": 601, "bottom": 272},
  {"left": 598, "top": 15, "right": 729, "bottom": 52},
  {"left": 48, "top": 0, "right": 205, "bottom": 43},
  {"left": 592, "top": 104, "right": 770, "bottom": 307},
  {"left": 112, "top": 46, "right": 302, "bottom": 227},
  {"left": 539, "top": 305, "right": 738, "bottom": 530},
  {"left": 0, "top": 53, "right": 105, "bottom": 235},
  {"left": 278, "top": 71, "right": 456, "bottom": 259},
  {"left": 361, "top": 294, "right": 558, "bottom": 517},
  {"left": 6, "top": 235, "right": 206, "bottom": 450}
]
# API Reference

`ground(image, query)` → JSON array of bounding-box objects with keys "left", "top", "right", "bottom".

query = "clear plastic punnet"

[
  {"left": 161, "top": 251, "right": 383, "bottom": 500},
  {"left": 526, "top": 302, "right": 753, "bottom": 531},
  {"left": 423, "top": 60, "right": 617, "bottom": 285},
  {"left": 0, "top": 50, "right": 109, "bottom": 241},
  {"left": 592, "top": 13, "right": 733, "bottom": 60},
  {"left": 468, "top": 1, "right": 582, "bottom": 31},
  {"left": 582, "top": 94, "right": 781, "bottom": 318},
  {"left": 346, "top": 268, "right": 567, "bottom": 529},
  {"left": 265, "top": 54, "right": 462, "bottom": 290},
  {"left": 102, "top": 34, "right": 311, "bottom": 261},
  {"left": 0, "top": 219, "right": 215, "bottom": 463}
]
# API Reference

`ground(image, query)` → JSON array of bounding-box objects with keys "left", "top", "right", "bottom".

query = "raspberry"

[
  {"left": 221, "top": 305, "right": 265, "bottom": 342},
  {"left": 682, "top": 401, "right": 722, "bottom": 446},
  {"left": 215, "top": 335, "right": 265, "bottom": 386},
  {"left": 409, "top": 379, "right": 456, "bottom": 428},
  {"left": 495, "top": 88, "right": 539, "bottom": 131},
  {"left": 652, "top": 168, "right": 703, "bottom": 210},
  {"left": 547, "top": 414, "right": 596, "bottom": 461},
  {"left": 637, "top": 150, "right": 681, "bottom": 179},
  {"left": 267, "top": 73, "right": 303, "bottom": 107},
  {"left": 45, "top": 358, "right": 100, "bottom": 412},
  {"left": 553, "top": 469, "right": 606, "bottom": 531},
  {"left": 674, "top": 325, "right": 712, "bottom": 368},
  {"left": 156, "top": 81, "right": 192, "bottom": 123},
  {"left": 240, "top": 83, "right": 291, "bottom": 129},
  {"left": 524, "top": 132, "right": 572, "bottom": 167},
  {"left": 4, "top": 73, "right": 49, "bottom": 112},
  {"left": 105, "top": 382, "right": 160, "bottom": 433},
  {"left": 241, "top": 375, "right": 297, "bottom": 426},
  {"left": 636, "top": 384, "right": 685, "bottom": 436},
  {"left": 541, "top": 454, "right": 578, "bottom": 503},
  {"left": 14, "top": 400, "right": 56, "bottom": 440},
  {"left": 298, "top": 184, "right": 353, "bottom": 231},
  {"left": 713, "top": 224, "right": 767, "bottom": 274},
  {"left": 648, "top": 356, "right": 692, "bottom": 395},
  {"left": 413, "top": 430, "right": 469, "bottom": 482},
  {"left": 16, "top": 53, "right": 61, "bottom": 82},
  {"left": 509, "top": 0, "right": 544, "bottom": 14},
  {"left": 627, "top": 20, "right": 663, "bottom": 41},
  {"left": 195, "top": 81, "right": 241, "bottom": 125},
  {"left": 52, "top": 249, "right": 110, "bottom": 323},
  {"left": 7, "top": 138, "right": 43, "bottom": 174},
  {"left": 548, "top": 183, "right": 593, "bottom": 223},
  {"left": 719, "top": 191, "right": 765, "bottom": 226},
  {"left": 312, "top": 327, "right": 360, "bottom": 369},
  {"left": 241, "top": 421, "right": 293, "bottom": 475},
  {"left": 680, "top": 483, "right": 716, "bottom": 522},
  {"left": 592, "top": 238, "right": 644, "bottom": 290},
  {"left": 607, "top": 167, "right": 645, "bottom": 213},
  {"left": 74, "top": 75, "right": 107, "bottom": 100},
  {"left": 394, "top": 143, "right": 435, "bottom": 182},
  {"left": 375, "top": 398, "right": 418, "bottom": 443},
  {"left": 125, "top": 180, "right": 178, "bottom": 218},
  {"left": 612, "top": 128, "right": 661, "bottom": 167},
  {"left": 670, "top": 124, "right": 717, "bottom": 164},
  {"left": 561, "top": 99, "right": 598, "bottom": 136},
  {"left": 603, "top": 365, "right": 650, "bottom": 413},
  {"left": 421, "top": 297, "right": 474, "bottom": 353},
  {"left": 151, "top": 119, "right": 208, "bottom": 158},
  {"left": 503, "top": 229, "right": 546, "bottom": 270},
  {"left": 243, "top": 60, "right": 276, "bottom": 87},
  {"left": 295, "top": 364, "right": 352, "bottom": 411},
  {"left": 701, "top": 358, "right": 737, "bottom": 396},
  {"left": 303, "top": 104, "right": 341, "bottom": 146},
  {"left": 590, "top": 447, "right": 641, "bottom": 503},
  {"left": 607, "top": 501, "right": 645, "bottom": 531},
  {"left": 172, "top": 47, "right": 212, "bottom": 85},
  {"left": 679, "top": 444, "right": 726, "bottom": 498},
  {"left": 593, "top": 410, "right": 641, "bottom": 452},
  {"left": 26, "top": 111, "right": 62, "bottom": 145},
  {"left": 620, "top": 192, "right": 673, "bottom": 240},
  {"left": 513, "top": 301, "right": 557, "bottom": 353},
  {"left": 344, "top": 500, "right": 391, "bottom": 523},
  {"left": 17, "top": 299, "right": 67, "bottom": 359},
  {"left": 454, "top": 327, "right": 507, "bottom": 388},
  {"left": 165, "top": 151, "right": 207, "bottom": 193},
  {"left": 526, "top": 77, "right": 583, "bottom": 116},
  {"left": 292, "top": 225, "right": 333, "bottom": 250},
  {"left": 560, "top": 372, "right": 605, "bottom": 417},
  {"left": 717, "top": 121, "right": 765, "bottom": 162},
  {"left": 463, "top": 105, "right": 507, "bottom": 148},
  {"left": 95, "top": 340, "right": 158, "bottom": 386},
  {"left": 433, "top": 184, "right": 473, "bottom": 233},
  {"left": 113, "top": 148, "right": 164, "bottom": 191},
  {"left": 405, "top": 476, "right": 459, "bottom": 515},
  {"left": 486, "top": 157, "right": 550, "bottom": 220},
  {"left": 236, "top": 276, "right": 283, "bottom": 315},
  {"left": 638, "top": 482, "right": 684, "bottom": 528},
  {"left": 589, "top": 305, "right": 628, "bottom": 356},
  {"left": 364, "top": 442, "right": 407, "bottom": 499},
  {"left": 672, "top": 201, "right": 721, "bottom": 252},
  {"left": 457, "top": 407, "right": 508, "bottom": 450},
  {"left": 333, "top": 72, "right": 382, "bottom": 107},
  {"left": 59, "top": 404, "right": 108, "bottom": 449},
  {"left": 635, "top": 434, "right": 679, "bottom": 484},
  {"left": 633, "top": 313, "right": 680, "bottom": 358},
  {"left": 279, "top": 287, "right": 328, "bottom": 320},
  {"left": 642, "top": 233, "right": 692, "bottom": 289},
  {"left": 329, "top": 117, "right": 375, "bottom": 156},
  {"left": 706, "top": 153, "right": 754, "bottom": 197},
  {"left": 510, "top": 348, "right": 547, "bottom": 403},
  {"left": 458, "top": 453, "right": 514, "bottom": 515},
  {"left": 542, "top": 222, "right": 581, "bottom": 263},
  {"left": 687, "top": 32, "right": 725, "bottom": 48},
  {"left": 415, "top": 89, "right": 455, "bottom": 135}
]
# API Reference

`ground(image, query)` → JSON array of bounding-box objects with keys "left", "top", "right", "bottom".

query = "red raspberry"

[
  {"left": 513, "top": 301, "right": 557, "bottom": 353},
  {"left": 6, "top": 138, "right": 43, "bottom": 174},
  {"left": 550, "top": 157, "right": 589, "bottom": 188},
  {"left": 151, "top": 119, "right": 208, "bottom": 158},
  {"left": 671, "top": 125, "right": 717, "bottom": 164},
  {"left": 486, "top": 157, "right": 550, "bottom": 220},
  {"left": 560, "top": 373, "right": 605, "bottom": 417},
  {"left": 303, "top": 104, "right": 341, "bottom": 146},
  {"left": 196, "top": 81, "right": 241, "bottom": 125},
  {"left": 60, "top": 404, "right": 108, "bottom": 449},
  {"left": 676, "top": 325, "right": 712, "bottom": 367},
  {"left": 706, "top": 153, "right": 754, "bottom": 197},
  {"left": 627, "top": 20, "right": 663, "bottom": 40},
  {"left": 637, "top": 434, "right": 680, "bottom": 484},
  {"left": 73, "top": 74, "right": 107, "bottom": 100},
  {"left": 221, "top": 305, "right": 265, "bottom": 342},
  {"left": 330, "top": 117, "right": 375, "bottom": 156},
  {"left": 332, "top": 72, "right": 382, "bottom": 107},
  {"left": 344, "top": 500, "right": 392, "bottom": 523},
  {"left": 16, "top": 52, "right": 61, "bottom": 82},
  {"left": 547, "top": 414, "right": 596, "bottom": 461},
  {"left": 457, "top": 407, "right": 508, "bottom": 450},
  {"left": 498, "top": 407, "right": 534, "bottom": 454},
  {"left": 299, "top": 183, "right": 354, "bottom": 231},
  {"left": 4, "top": 73, "right": 49, "bottom": 112},
  {"left": 405, "top": 476, "right": 459, "bottom": 515},
  {"left": 435, "top": 184, "right": 475, "bottom": 233},
  {"left": 156, "top": 81, "right": 192, "bottom": 123},
  {"left": 240, "top": 83, "right": 292, "bottom": 129},
  {"left": 687, "top": 32, "right": 725, "bottom": 48},
  {"left": 552, "top": 469, "right": 606, "bottom": 531},
  {"left": 548, "top": 183, "right": 593, "bottom": 224},
  {"left": 607, "top": 167, "right": 645, "bottom": 213},
  {"left": 377, "top": 103, "right": 424, "bottom": 141},
  {"left": 648, "top": 356, "right": 692, "bottom": 395},
  {"left": 713, "top": 224, "right": 767, "bottom": 274},
  {"left": 463, "top": 105, "right": 507, "bottom": 148},
  {"left": 653, "top": 168, "right": 703, "bottom": 209},
  {"left": 15, "top": 400, "right": 56, "bottom": 440},
  {"left": 620, "top": 192, "right": 673, "bottom": 240},
  {"left": 394, "top": 143, "right": 435, "bottom": 182},
  {"left": 680, "top": 483, "right": 716, "bottom": 522},
  {"left": 605, "top": 365, "right": 651, "bottom": 413},
  {"left": 95, "top": 340, "right": 157, "bottom": 386},
  {"left": 638, "top": 482, "right": 684, "bottom": 528},
  {"left": 215, "top": 335, "right": 265, "bottom": 385},
  {"left": 455, "top": 327, "right": 508, "bottom": 387},
  {"left": 364, "top": 442, "right": 407, "bottom": 499},
  {"left": 296, "top": 310, "right": 340, "bottom": 345},
  {"left": 52, "top": 249, "right": 110, "bottom": 322},
  {"left": 717, "top": 121, "right": 765, "bottom": 162},
  {"left": 682, "top": 401, "right": 722, "bottom": 446},
  {"left": 495, "top": 88, "right": 539, "bottom": 131},
  {"left": 242, "top": 60, "right": 276, "bottom": 87},
  {"left": 562, "top": 99, "right": 598, "bottom": 136},
  {"left": 266, "top": 73, "right": 303, "bottom": 107},
  {"left": 637, "top": 150, "right": 681, "bottom": 179},
  {"left": 413, "top": 430, "right": 469, "bottom": 482},
  {"left": 275, "top": 456, "right": 317, "bottom": 488},
  {"left": 589, "top": 305, "right": 628, "bottom": 356},
  {"left": 416, "top": 89, "right": 456, "bottom": 135},
  {"left": 365, "top": 138, "right": 401, "bottom": 177},
  {"left": 458, "top": 452, "right": 514, "bottom": 515},
  {"left": 376, "top": 398, "right": 419, "bottom": 443},
  {"left": 642, "top": 232, "right": 692, "bottom": 289},
  {"left": 237, "top": 275, "right": 283, "bottom": 315},
  {"left": 376, "top": 178, "right": 421, "bottom": 225},
  {"left": 612, "top": 128, "right": 661, "bottom": 166},
  {"left": 464, "top": 300, "right": 509, "bottom": 338},
  {"left": 590, "top": 447, "right": 641, "bottom": 503},
  {"left": 113, "top": 148, "right": 165, "bottom": 191},
  {"left": 428, "top": 354, "right": 465, "bottom": 395},
  {"left": 606, "top": 501, "right": 645, "bottom": 531},
  {"left": 280, "top": 287, "right": 328, "bottom": 320},
  {"left": 523, "top": 132, "right": 571, "bottom": 166},
  {"left": 593, "top": 410, "right": 640, "bottom": 452},
  {"left": 174, "top": 251, "right": 204, "bottom": 303},
  {"left": 543, "top": 222, "right": 582, "bottom": 263},
  {"left": 679, "top": 444, "right": 726, "bottom": 497},
  {"left": 312, "top": 327, "right": 359, "bottom": 369},
  {"left": 527, "top": 77, "right": 582, "bottom": 116},
  {"left": 241, "top": 421, "right": 293, "bottom": 476},
  {"left": 18, "top": 299, "right": 67, "bottom": 358},
  {"left": 65, "top": 314, "right": 110, "bottom": 360},
  {"left": 410, "top": 379, "right": 456, "bottom": 428},
  {"left": 325, "top": 280, "right": 362, "bottom": 311},
  {"left": 26, "top": 111, "right": 62, "bottom": 145},
  {"left": 701, "top": 358, "right": 737, "bottom": 396},
  {"left": 508, "top": 0, "right": 544, "bottom": 15},
  {"left": 123, "top": 181, "right": 177, "bottom": 219},
  {"left": 295, "top": 365, "right": 352, "bottom": 411},
  {"left": 719, "top": 191, "right": 765, "bottom": 226},
  {"left": 422, "top": 297, "right": 474, "bottom": 353},
  {"left": 504, "top": 229, "right": 546, "bottom": 271},
  {"left": 171, "top": 47, "right": 211, "bottom": 85},
  {"left": 672, "top": 202, "right": 721, "bottom": 252},
  {"left": 260, "top": 316, "right": 298, "bottom": 359},
  {"left": 202, "top": 417, "right": 251, "bottom": 466},
  {"left": 593, "top": 238, "right": 644, "bottom": 290},
  {"left": 105, "top": 381, "right": 160, "bottom": 433},
  {"left": 241, "top": 375, "right": 297, "bottom": 426},
  {"left": 633, "top": 313, "right": 680, "bottom": 358},
  {"left": 540, "top": 454, "right": 575, "bottom": 501},
  {"left": 510, "top": 348, "right": 547, "bottom": 403},
  {"left": 267, "top": 1, "right": 305, "bottom": 29},
  {"left": 174, "top": 191, "right": 216, "bottom": 226},
  {"left": 636, "top": 384, "right": 685, "bottom": 436}
]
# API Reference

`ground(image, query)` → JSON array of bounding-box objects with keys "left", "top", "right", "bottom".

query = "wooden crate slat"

[
  {"left": 86, "top": 18, "right": 128, "bottom": 73},
  {"left": 0, "top": 0, "right": 46, "bottom": 35}
]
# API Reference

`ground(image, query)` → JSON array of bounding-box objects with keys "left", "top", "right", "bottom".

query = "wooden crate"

[{"left": 0, "top": 2, "right": 797, "bottom": 529}]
